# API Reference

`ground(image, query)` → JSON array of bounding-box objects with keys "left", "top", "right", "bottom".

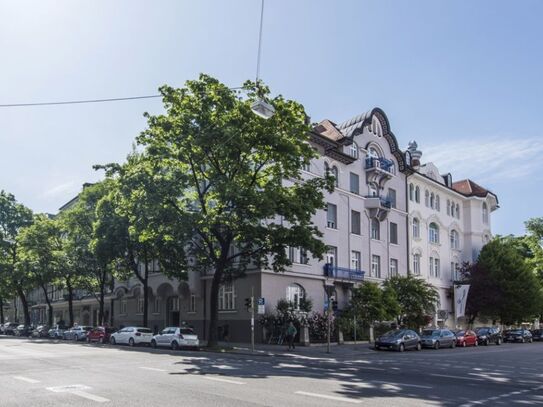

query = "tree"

[
  {"left": 135, "top": 74, "right": 332, "bottom": 347},
  {"left": 473, "top": 236, "right": 543, "bottom": 325},
  {"left": 383, "top": 275, "right": 439, "bottom": 329},
  {"left": 0, "top": 191, "right": 33, "bottom": 325},
  {"left": 62, "top": 182, "right": 117, "bottom": 326},
  {"left": 17, "top": 215, "right": 63, "bottom": 326}
]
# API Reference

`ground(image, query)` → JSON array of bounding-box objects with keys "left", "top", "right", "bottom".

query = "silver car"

[
  {"left": 63, "top": 326, "right": 93, "bottom": 341},
  {"left": 420, "top": 328, "right": 457, "bottom": 349},
  {"left": 151, "top": 327, "right": 199, "bottom": 350}
]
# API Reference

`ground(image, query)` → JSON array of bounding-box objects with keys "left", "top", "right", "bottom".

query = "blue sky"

[{"left": 0, "top": 0, "right": 541, "bottom": 236}]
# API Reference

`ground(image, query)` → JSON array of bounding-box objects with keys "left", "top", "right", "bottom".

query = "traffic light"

[{"left": 244, "top": 297, "right": 253, "bottom": 311}]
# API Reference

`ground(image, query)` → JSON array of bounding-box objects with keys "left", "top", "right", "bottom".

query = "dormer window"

[
  {"left": 482, "top": 203, "right": 488, "bottom": 224},
  {"left": 349, "top": 143, "right": 358, "bottom": 159}
]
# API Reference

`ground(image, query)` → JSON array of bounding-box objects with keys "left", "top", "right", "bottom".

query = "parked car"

[
  {"left": 504, "top": 329, "right": 533, "bottom": 343},
  {"left": 2, "top": 322, "right": 19, "bottom": 335},
  {"left": 86, "top": 327, "right": 116, "bottom": 344},
  {"left": 374, "top": 329, "right": 422, "bottom": 352},
  {"left": 14, "top": 324, "right": 33, "bottom": 337},
  {"left": 420, "top": 328, "right": 456, "bottom": 349},
  {"left": 454, "top": 329, "right": 478, "bottom": 347},
  {"left": 151, "top": 327, "right": 199, "bottom": 350},
  {"left": 31, "top": 325, "right": 50, "bottom": 338},
  {"left": 48, "top": 324, "right": 69, "bottom": 339},
  {"left": 110, "top": 327, "right": 153, "bottom": 347},
  {"left": 531, "top": 329, "right": 543, "bottom": 341},
  {"left": 63, "top": 326, "right": 93, "bottom": 341},
  {"left": 475, "top": 327, "right": 502, "bottom": 346}
]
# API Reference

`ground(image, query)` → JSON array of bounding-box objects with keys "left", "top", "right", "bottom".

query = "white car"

[
  {"left": 110, "top": 327, "right": 153, "bottom": 346},
  {"left": 151, "top": 327, "right": 199, "bottom": 350}
]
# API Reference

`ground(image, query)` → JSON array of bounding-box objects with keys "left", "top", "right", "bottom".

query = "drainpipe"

[{"left": 405, "top": 173, "right": 410, "bottom": 276}]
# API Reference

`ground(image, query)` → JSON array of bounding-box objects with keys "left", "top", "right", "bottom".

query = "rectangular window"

[
  {"left": 351, "top": 210, "right": 361, "bottom": 235},
  {"left": 388, "top": 188, "right": 397, "bottom": 209},
  {"left": 349, "top": 172, "right": 360, "bottom": 195},
  {"left": 351, "top": 251, "right": 361, "bottom": 271},
  {"left": 136, "top": 297, "right": 145, "bottom": 315},
  {"left": 288, "top": 246, "right": 296, "bottom": 263},
  {"left": 389, "top": 258, "right": 398, "bottom": 278},
  {"left": 189, "top": 294, "right": 196, "bottom": 313},
  {"left": 429, "top": 256, "right": 434, "bottom": 277},
  {"left": 326, "top": 246, "right": 337, "bottom": 267},
  {"left": 218, "top": 283, "right": 235, "bottom": 311},
  {"left": 435, "top": 258, "right": 440, "bottom": 278},
  {"left": 371, "top": 219, "right": 380, "bottom": 240},
  {"left": 413, "top": 254, "right": 420, "bottom": 275},
  {"left": 120, "top": 299, "right": 127, "bottom": 315},
  {"left": 327, "top": 203, "right": 337, "bottom": 229},
  {"left": 299, "top": 247, "right": 309, "bottom": 264},
  {"left": 153, "top": 297, "right": 161, "bottom": 314},
  {"left": 390, "top": 222, "right": 398, "bottom": 244},
  {"left": 371, "top": 255, "right": 381, "bottom": 278}
]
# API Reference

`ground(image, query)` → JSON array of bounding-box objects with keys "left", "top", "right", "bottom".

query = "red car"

[
  {"left": 86, "top": 327, "right": 116, "bottom": 344},
  {"left": 455, "top": 329, "right": 478, "bottom": 347}
]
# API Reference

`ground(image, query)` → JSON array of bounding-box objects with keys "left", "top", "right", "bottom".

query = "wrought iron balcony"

[
  {"left": 324, "top": 263, "right": 365, "bottom": 281},
  {"left": 365, "top": 157, "right": 394, "bottom": 173}
]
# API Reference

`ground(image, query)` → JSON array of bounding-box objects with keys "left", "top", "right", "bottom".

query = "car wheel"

[
  {"left": 398, "top": 343, "right": 405, "bottom": 352},
  {"left": 521, "top": 338, "right": 525, "bottom": 343},
  {"left": 434, "top": 341, "right": 440, "bottom": 350},
  {"left": 484, "top": 339, "right": 489, "bottom": 346},
  {"left": 416, "top": 342, "right": 422, "bottom": 351},
  {"left": 129, "top": 338, "right": 135, "bottom": 347},
  {"left": 529, "top": 338, "right": 533, "bottom": 343},
  {"left": 171, "top": 341, "right": 179, "bottom": 351},
  {"left": 496, "top": 338, "right": 502, "bottom": 345},
  {"left": 374, "top": 344, "right": 380, "bottom": 350},
  {"left": 110, "top": 337, "right": 116, "bottom": 345},
  {"left": 151, "top": 340, "right": 157, "bottom": 349}
]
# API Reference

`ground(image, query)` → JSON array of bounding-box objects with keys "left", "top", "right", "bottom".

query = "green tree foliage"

[
  {"left": 0, "top": 191, "right": 33, "bottom": 325},
  {"left": 135, "top": 74, "right": 332, "bottom": 346},
  {"left": 472, "top": 236, "right": 543, "bottom": 325},
  {"left": 343, "top": 282, "right": 400, "bottom": 326},
  {"left": 17, "top": 215, "right": 63, "bottom": 326},
  {"left": 383, "top": 275, "right": 439, "bottom": 328}
]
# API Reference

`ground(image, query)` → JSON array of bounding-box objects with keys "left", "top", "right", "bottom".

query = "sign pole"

[{"left": 251, "top": 286, "right": 255, "bottom": 352}]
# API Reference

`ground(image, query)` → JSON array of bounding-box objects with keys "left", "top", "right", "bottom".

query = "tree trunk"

[
  {"left": 98, "top": 285, "right": 105, "bottom": 326},
  {"left": 40, "top": 284, "right": 54, "bottom": 326},
  {"left": 0, "top": 296, "right": 4, "bottom": 324},
  {"left": 66, "top": 278, "right": 74, "bottom": 327},
  {"left": 142, "top": 254, "right": 149, "bottom": 327},
  {"left": 17, "top": 288, "right": 30, "bottom": 326},
  {"left": 207, "top": 266, "right": 223, "bottom": 348}
]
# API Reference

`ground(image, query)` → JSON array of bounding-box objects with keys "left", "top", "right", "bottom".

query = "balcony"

[
  {"left": 365, "top": 157, "right": 394, "bottom": 172},
  {"left": 324, "top": 264, "right": 365, "bottom": 282},
  {"left": 365, "top": 196, "right": 391, "bottom": 220},
  {"left": 365, "top": 157, "right": 394, "bottom": 187}
]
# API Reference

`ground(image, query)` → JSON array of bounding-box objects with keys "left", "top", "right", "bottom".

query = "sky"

[{"left": 0, "top": 0, "right": 542, "bottom": 236}]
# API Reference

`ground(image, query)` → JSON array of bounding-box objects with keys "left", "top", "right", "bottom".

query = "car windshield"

[
  {"left": 422, "top": 330, "right": 440, "bottom": 337},
  {"left": 510, "top": 330, "right": 522, "bottom": 334},
  {"left": 382, "top": 330, "right": 404, "bottom": 338},
  {"left": 180, "top": 328, "right": 194, "bottom": 335},
  {"left": 137, "top": 328, "right": 152, "bottom": 333},
  {"left": 477, "top": 328, "right": 489, "bottom": 334},
  {"left": 456, "top": 330, "right": 465, "bottom": 336}
]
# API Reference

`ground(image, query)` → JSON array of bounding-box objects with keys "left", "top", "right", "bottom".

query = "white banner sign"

[{"left": 454, "top": 284, "right": 470, "bottom": 318}]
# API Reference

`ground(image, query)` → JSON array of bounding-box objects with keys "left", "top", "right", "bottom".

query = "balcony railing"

[
  {"left": 365, "top": 196, "right": 392, "bottom": 209},
  {"left": 365, "top": 157, "right": 394, "bottom": 172},
  {"left": 324, "top": 263, "right": 365, "bottom": 281}
]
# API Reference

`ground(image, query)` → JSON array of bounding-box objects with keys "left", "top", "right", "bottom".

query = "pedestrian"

[{"left": 286, "top": 321, "right": 297, "bottom": 351}]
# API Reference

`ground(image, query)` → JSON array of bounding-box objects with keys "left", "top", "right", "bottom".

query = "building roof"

[
  {"left": 452, "top": 179, "right": 492, "bottom": 198},
  {"left": 336, "top": 110, "right": 373, "bottom": 139}
]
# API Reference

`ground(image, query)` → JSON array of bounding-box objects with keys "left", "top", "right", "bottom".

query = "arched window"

[
  {"left": 286, "top": 284, "right": 305, "bottom": 310},
  {"left": 409, "top": 183, "right": 414, "bottom": 201},
  {"left": 425, "top": 190, "right": 430, "bottom": 207},
  {"left": 482, "top": 203, "right": 488, "bottom": 224},
  {"left": 349, "top": 143, "right": 358, "bottom": 159},
  {"left": 430, "top": 193, "right": 435, "bottom": 209},
  {"left": 413, "top": 254, "right": 421, "bottom": 275},
  {"left": 368, "top": 146, "right": 380, "bottom": 159},
  {"left": 429, "top": 222, "right": 439, "bottom": 244},
  {"left": 450, "top": 230, "right": 459, "bottom": 249},
  {"left": 415, "top": 186, "right": 420, "bottom": 203},
  {"left": 446, "top": 199, "right": 450, "bottom": 215},
  {"left": 331, "top": 166, "right": 339, "bottom": 187},
  {"left": 413, "top": 218, "right": 420, "bottom": 238},
  {"left": 455, "top": 203, "right": 460, "bottom": 219},
  {"left": 371, "top": 218, "right": 380, "bottom": 240},
  {"left": 436, "top": 195, "right": 440, "bottom": 211},
  {"left": 450, "top": 202, "right": 455, "bottom": 217}
]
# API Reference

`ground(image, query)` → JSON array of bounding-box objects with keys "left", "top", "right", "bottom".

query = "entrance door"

[{"left": 167, "top": 297, "right": 180, "bottom": 326}]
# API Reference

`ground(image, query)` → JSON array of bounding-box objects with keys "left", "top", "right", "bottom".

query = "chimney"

[{"left": 407, "top": 140, "right": 422, "bottom": 169}]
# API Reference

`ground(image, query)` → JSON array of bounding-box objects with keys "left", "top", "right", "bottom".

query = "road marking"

[
  {"left": 46, "top": 385, "right": 109, "bottom": 403},
  {"left": 201, "top": 376, "right": 246, "bottom": 385},
  {"left": 13, "top": 376, "right": 40, "bottom": 384},
  {"left": 371, "top": 380, "right": 432, "bottom": 389},
  {"left": 139, "top": 367, "right": 167, "bottom": 372},
  {"left": 458, "top": 385, "right": 543, "bottom": 407},
  {"left": 430, "top": 373, "right": 483, "bottom": 382},
  {"left": 295, "top": 391, "right": 362, "bottom": 404}
]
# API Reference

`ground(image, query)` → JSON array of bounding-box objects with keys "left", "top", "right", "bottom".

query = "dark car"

[
  {"left": 31, "top": 325, "right": 50, "bottom": 338},
  {"left": 3, "top": 322, "right": 19, "bottom": 335},
  {"left": 374, "top": 329, "right": 421, "bottom": 352},
  {"left": 531, "top": 329, "right": 543, "bottom": 341},
  {"left": 504, "top": 329, "right": 533, "bottom": 343},
  {"left": 14, "top": 325, "right": 34, "bottom": 337},
  {"left": 420, "top": 328, "right": 457, "bottom": 349},
  {"left": 475, "top": 327, "right": 502, "bottom": 346}
]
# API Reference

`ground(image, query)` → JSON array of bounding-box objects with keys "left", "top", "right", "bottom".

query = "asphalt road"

[{"left": 0, "top": 336, "right": 542, "bottom": 406}]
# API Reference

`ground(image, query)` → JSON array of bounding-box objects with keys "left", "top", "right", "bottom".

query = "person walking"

[{"left": 286, "top": 321, "right": 297, "bottom": 351}]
